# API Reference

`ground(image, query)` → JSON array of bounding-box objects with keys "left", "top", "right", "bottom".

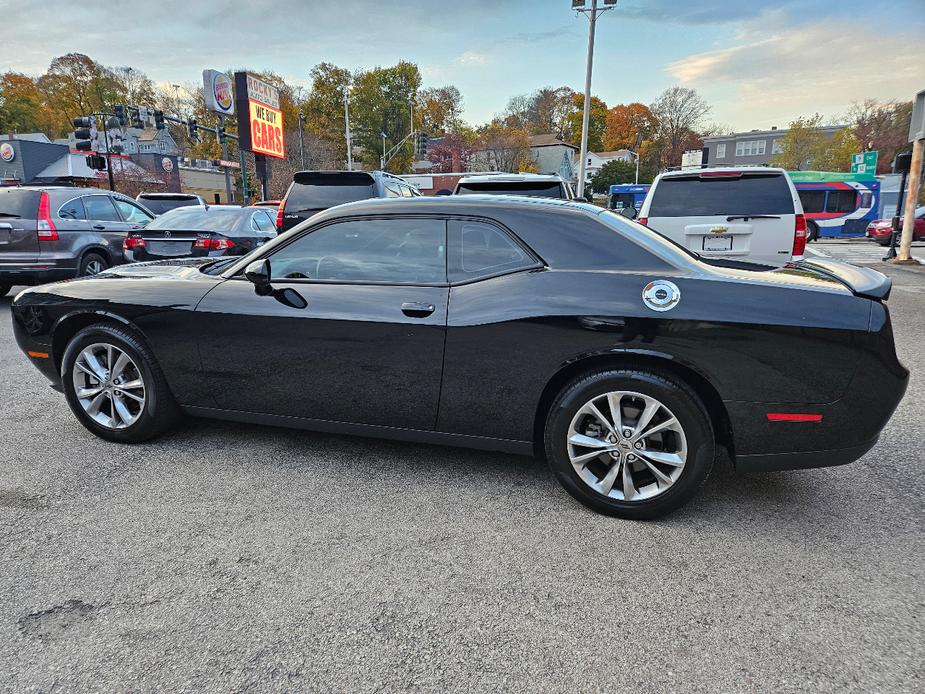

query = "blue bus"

[
  {"left": 787, "top": 171, "right": 880, "bottom": 239},
  {"left": 608, "top": 184, "right": 650, "bottom": 212}
]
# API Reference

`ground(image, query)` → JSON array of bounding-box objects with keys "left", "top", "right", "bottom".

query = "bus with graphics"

[
  {"left": 787, "top": 171, "right": 880, "bottom": 240},
  {"left": 608, "top": 184, "right": 650, "bottom": 213}
]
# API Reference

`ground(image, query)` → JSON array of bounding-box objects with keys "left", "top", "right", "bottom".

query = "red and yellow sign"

[{"left": 248, "top": 100, "right": 285, "bottom": 159}]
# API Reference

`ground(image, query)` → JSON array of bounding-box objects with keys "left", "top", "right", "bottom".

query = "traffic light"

[
  {"left": 415, "top": 132, "right": 429, "bottom": 157},
  {"left": 130, "top": 107, "right": 144, "bottom": 129},
  {"left": 187, "top": 118, "right": 199, "bottom": 140},
  {"left": 153, "top": 110, "right": 165, "bottom": 130},
  {"left": 72, "top": 116, "right": 94, "bottom": 152},
  {"left": 85, "top": 154, "right": 106, "bottom": 171},
  {"left": 114, "top": 105, "right": 126, "bottom": 127},
  {"left": 216, "top": 124, "right": 226, "bottom": 143}
]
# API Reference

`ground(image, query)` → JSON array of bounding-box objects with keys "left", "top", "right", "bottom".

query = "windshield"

[
  {"left": 286, "top": 173, "right": 376, "bottom": 211},
  {"left": 147, "top": 207, "right": 241, "bottom": 230},
  {"left": 456, "top": 181, "right": 565, "bottom": 198},
  {"left": 139, "top": 197, "right": 200, "bottom": 215},
  {"left": 649, "top": 174, "right": 794, "bottom": 217}
]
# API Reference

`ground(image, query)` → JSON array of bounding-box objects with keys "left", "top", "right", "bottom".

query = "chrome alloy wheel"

[
  {"left": 84, "top": 258, "right": 106, "bottom": 275},
  {"left": 71, "top": 343, "right": 146, "bottom": 429},
  {"left": 567, "top": 391, "right": 687, "bottom": 502}
]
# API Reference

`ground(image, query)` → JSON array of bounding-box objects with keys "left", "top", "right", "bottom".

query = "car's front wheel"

[
  {"left": 544, "top": 369, "right": 714, "bottom": 519},
  {"left": 78, "top": 252, "right": 109, "bottom": 277},
  {"left": 61, "top": 324, "right": 179, "bottom": 443}
]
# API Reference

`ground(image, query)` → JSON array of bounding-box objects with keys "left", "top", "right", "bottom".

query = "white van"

[{"left": 636, "top": 167, "right": 806, "bottom": 266}]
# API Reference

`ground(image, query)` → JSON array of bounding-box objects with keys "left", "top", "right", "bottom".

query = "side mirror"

[
  {"left": 245, "top": 258, "right": 273, "bottom": 296},
  {"left": 620, "top": 206, "right": 638, "bottom": 220}
]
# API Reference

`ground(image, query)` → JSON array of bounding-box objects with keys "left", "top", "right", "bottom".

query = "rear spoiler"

[{"left": 796, "top": 257, "right": 892, "bottom": 301}]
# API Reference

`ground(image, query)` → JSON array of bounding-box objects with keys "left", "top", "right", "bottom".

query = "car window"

[
  {"left": 448, "top": 220, "right": 535, "bottom": 282},
  {"left": 286, "top": 172, "right": 376, "bottom": 211},
  {"left": 147, "top": 207, "right": 239, "bottom": 230},
  {"left": 825, "top": 190, "right": 857, "bottom": 214},
  {"left": 399, "top": 185, "right": 414, "bottom": 198},
  {"left": 83, "top": 195, "right": 121, "bottom": 222},
  {"left": 137, "top": 196, "right": 199, "bottom": 214},
  {"left": 268, "top": 218, "right": 446, "bottom": 284},
  {"left": 456, "top": 181, "right": 565, "bottom": 198},
  {"left": 798, "top": 190, "right": 826, "bottom": 214},
  {"left": 648, "top": 174, "right": 794, "bottom": 217},
  {"left": 113, "top": 198, "right": 154, "bottom": 224},
  {"left": 0, "top": 189, "right": 40, "bottom": 218},
  {"left": 58, "top": 197, "right": 86, "bottom": 220},
  {"left": 252, "top": 211, "right": 274, "bottom": 232},
  {"left": 384, "top": 184, "right": 403, "bottom": 198}
]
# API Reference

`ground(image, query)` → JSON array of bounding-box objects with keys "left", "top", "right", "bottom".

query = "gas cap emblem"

[{"left": 642, "top": 280, "right": 681, "bottom": 312}]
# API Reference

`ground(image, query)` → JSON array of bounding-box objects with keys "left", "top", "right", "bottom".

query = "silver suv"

[
  {"left": 453, "top": 173, "right": 574, "bottom": 199},
  {"left": 0, "top": 186, "right": 154, "bottom": 297}
]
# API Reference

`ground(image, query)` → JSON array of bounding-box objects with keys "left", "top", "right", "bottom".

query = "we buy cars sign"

[{"left": 234, "top": 72, "right": 285, "bottom": 159}]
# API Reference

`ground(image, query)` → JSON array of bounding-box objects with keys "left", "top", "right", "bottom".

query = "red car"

[{"left": 867, "top": 205, "right": 925, "bottom": 245}]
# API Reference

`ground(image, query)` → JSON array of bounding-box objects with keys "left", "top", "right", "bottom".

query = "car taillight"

[
  {"left": 638, "top": 217, "right": 647, "bottom": 226},
  {"left": 276, "top": 198, "right": 286, "bottom": 230},
  {"left": 793, "top": 213, "right": 807, "bottom": 257},
  {"left": 124, "top": 236, "right": 146, "bottom": 249},
  {"left": 194, "top": 235, "right": 235, "bottom": 250},
  {"left": 36, "top": 191, "right": 58, "bottom": 240}
]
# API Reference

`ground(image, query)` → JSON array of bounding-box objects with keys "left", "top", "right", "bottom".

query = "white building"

[{"left": 585, "top": 149, "right": 634, "bottom": 178}]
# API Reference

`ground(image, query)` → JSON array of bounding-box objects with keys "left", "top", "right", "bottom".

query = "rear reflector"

[
  {"left": 27, "top": 351, "right": 49, "bottom": 359},
  {"left": 792, "top": 213, "right": 807, "bottom": 257},
  {"left": 766, "top": 413, "right": 823, "bottom": 422},
  {"left": 36, "top": 191, "right": 58, "bottom": 241}
]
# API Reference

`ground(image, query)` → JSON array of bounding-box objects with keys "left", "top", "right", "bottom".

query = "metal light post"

[
  {"left": 298, "top": 111, "right": 306, "bottom": 170},
  {"left": 628, "top": 149, "right": 640, "bottom": 184},
  {"left": 573, "top": 0, "right": 616, "bottom": 199},
  {"left": 344, "top": 86, "right": 354, "bottom": 171}
]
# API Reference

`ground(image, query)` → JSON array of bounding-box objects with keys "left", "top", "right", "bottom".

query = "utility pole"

[
  {"left": 381, "top": 132, "right": 387, "bottom": 170},
  {"left": 897, "top": 138, "right": 923, "bottom": 261},
  {"left": 99, "top": 113, "right": 115, "bottom": 191},
  {"left": 344, "top": 87, "right": 354, "bottom": 171},
  {"left": 298, "top": 111, "right": 306, "bottom": 170},
  {"left": 573, "top": 0, "right": 615, "bottom": 199},
  {"left": 217, "top": 114, "right": 233, "bottom": 203}
]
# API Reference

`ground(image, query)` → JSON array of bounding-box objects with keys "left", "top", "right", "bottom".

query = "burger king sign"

[{"left": 202, "top": 70, "right": 234, "bottom": 116}]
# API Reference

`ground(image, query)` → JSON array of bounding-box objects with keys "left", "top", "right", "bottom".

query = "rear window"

[
  {"left": 286, "top": 172, "right": 376, "bottom": 211},
  {"left": 649, "top": 174, "right": 794, "bottom": 217},
  {"left": 138, "top": 196, "right": 200, "bottom": 215},
  {"left": 147, "top": 207, "right": 242, "bottom": 231},
  {"left": 456, "top": 181, "right": 565, "bottom": 198},
  {"left": 0, "top": 189, "right": 40, "bottom": 218}
]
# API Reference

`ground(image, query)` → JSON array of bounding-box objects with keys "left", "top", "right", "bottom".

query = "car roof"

[
  {"left": 138, "top": 192, "right": 201, "bottom": 199},
  {"left": 657, "top": 166, "right": 786, "bottom": 179},
  {"left": 457, "top": 173, "right": 565, "bottom": 184}
]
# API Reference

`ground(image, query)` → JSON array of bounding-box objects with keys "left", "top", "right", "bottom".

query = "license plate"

[
  {"left": 148, "top": 241, "right": 192, "bottom": 256},
  {"left": 702, "top": 236, "right": 732, "bottom": 252}
]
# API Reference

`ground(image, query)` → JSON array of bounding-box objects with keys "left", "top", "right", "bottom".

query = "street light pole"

[
  {"left": 573, "top": 0, "right": 615, "bottom": 199},
  {"left": 344, "top": 87, "right": 354, "bottom": 171},
  {"left": 298, "top": 111, "right": 305, "bottom": 170}
]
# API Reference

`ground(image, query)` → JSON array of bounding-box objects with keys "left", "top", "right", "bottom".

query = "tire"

[
  {"left": 807, "top": 221, "right": 819, "bottom": 243},
  {"left": 61, "top": 324, "right": 179, "bottom": 443},
  {"left": 544, "top": 369, "right": 715, "bottom": 520},
  {"left": 876, "top": 239, "right": 891, "bottom": 247},
  {"left": 78, "top": 252, "right": 109, "bottom": 277},
  {"left": 0, "top": 284, "right": 11, "bottom": 298}
]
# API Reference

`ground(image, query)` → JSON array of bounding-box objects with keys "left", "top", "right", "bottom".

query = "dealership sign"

[
  {"left": 203, "top": 70, "right": 234, "bottom": 115},
  {"left": 234, "top": 72, "right": 285, "bottom": 159}
]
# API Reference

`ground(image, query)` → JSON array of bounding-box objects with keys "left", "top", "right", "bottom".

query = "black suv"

[
  {"left": 0, "top": 186, "right": 154, "bottom": 297},
  {"left": 277, "top": 170, "right": 420, "bottom": 232}
]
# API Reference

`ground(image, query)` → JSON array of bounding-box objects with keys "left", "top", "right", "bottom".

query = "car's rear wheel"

[
  {"left": 544, "top": 369, "right": 714, "bottom": 519},
  {"left": 78, "top": 252, "right": 109, "bottom": 277},
  {"left": 0, "top": 284, "right": 11, "bottom": 297},
  {"left": 807, "top": 221, "right": 819, "bottom": 242},
  {"left": 61, "top": 324, "right": 179, "bottom": 443}
]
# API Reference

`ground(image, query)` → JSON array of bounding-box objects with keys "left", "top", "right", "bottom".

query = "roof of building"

[
  {"left": 136, "top": 128, "right": 163, "bottom": 142},
  {"left": 703, "top": 125, "right": 847, "bottom": 142},
  {"left": 528, "top": 133, "right": 578, "bottom": 149},
  {"left": 592, "top": 149, "right": 633, "bottom": 159}
]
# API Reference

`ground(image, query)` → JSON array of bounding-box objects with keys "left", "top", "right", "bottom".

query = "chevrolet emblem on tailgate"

[{"left": 709, "top": 226, "right": 728, "bottom": 234}]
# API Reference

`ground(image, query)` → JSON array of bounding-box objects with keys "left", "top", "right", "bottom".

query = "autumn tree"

[
  {"left": 112, "top": 66, "right": 157, "bottom": 107},
  {"left": 564, "top": 93, "right": 608, "bottom": 150},
  {"left": 603, "top": 103, "right": 657, "bottom": 152},
  {"left": 473, "top": 121, "right": 534, "bottom": 172},
  {"left": 590, "top": 160, "right": 638, "bottom": 193},
  {"left": 849, "top": 99, "right": 913, "bottom": 174},
  {"left": 503, "top": 86, "right": 574, "bottom": 136},
  {"left": 0, "top": 72, "right": 55, "bottom": 134},
  {"left": 350, "top": 61, "right": 421, "bottom": 172},
  {"left": 37, "top": 53, "right": 120, "bottom": 133},
  {"left": 426, "top": 129, "right": 475, "bottom": 173},
  {"left": 418, "top": 86, "right": 463, "bottom": 136},
  {"left": 650, "top": 86, "right": 710, "bottom": 168},
  {"left": 813, "top": 127, "right": 862, "bottom": 172}
]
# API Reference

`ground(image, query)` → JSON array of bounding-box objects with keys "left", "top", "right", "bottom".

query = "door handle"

[
  {"left": 401, "top": 302, "right": 436, "bottom": 318},
  {"left": 93, "top": 224, "right": 106, "bottom": 230}
]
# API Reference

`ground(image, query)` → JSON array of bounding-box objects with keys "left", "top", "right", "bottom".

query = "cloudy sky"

[{"left": 3, "top": 0, "right": 923, "bottom": 130}]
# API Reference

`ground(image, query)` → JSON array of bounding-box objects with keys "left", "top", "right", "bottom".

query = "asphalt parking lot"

[{"left": 1, "top": 242, "right": 923, "bottom": 693}]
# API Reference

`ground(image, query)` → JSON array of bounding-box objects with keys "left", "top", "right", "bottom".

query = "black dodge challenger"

[{"left": 11, "top": 196, "right": 908, "bottom": 519}]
